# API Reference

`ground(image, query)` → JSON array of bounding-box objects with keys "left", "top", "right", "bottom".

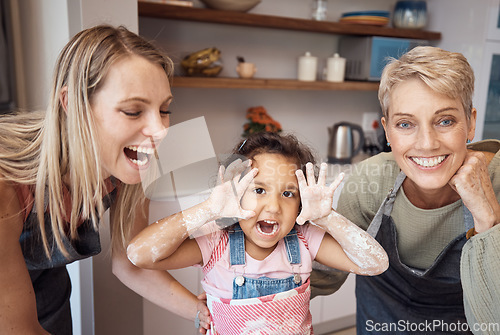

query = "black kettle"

[{"left": 327, "top": 122, "right": 365, "bottom": 164}]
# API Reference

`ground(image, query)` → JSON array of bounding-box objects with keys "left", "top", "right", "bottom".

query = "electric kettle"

[{"left": 327, "top": 122, "right": 365, "bottom": 164}]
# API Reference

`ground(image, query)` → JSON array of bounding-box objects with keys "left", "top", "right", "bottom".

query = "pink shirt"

[{"left": 195, "top": 224, "right": 326, "bottom": 299}]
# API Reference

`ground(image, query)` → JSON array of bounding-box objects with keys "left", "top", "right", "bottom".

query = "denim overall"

[
  {"left": 207, "top": 223, "right": 313, "bottom": 334},
  {"left": 356, "top": 172, "right": 473, "bottom": 334},
  {"left": 19, "top": 186, "right": 117, "bottom": 335},
  {"left": 229, "top": 223, "right": 302, "bottom": 299}
]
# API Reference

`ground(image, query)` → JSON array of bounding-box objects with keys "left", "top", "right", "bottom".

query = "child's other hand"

[
  {"left": 295, "top": 163, "right": 344, "bottom": 225},
  {"left": 208, "top": 161, "right": 257, "bottom": 221}
]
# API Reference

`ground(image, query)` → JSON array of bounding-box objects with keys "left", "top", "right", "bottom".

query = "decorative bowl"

[{"left": 199, "top": 0, "right": 261, "bottom": 12}]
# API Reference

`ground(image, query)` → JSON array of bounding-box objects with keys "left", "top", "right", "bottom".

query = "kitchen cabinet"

[{"left": 138, "top": 1, "right": 441, "bottom": 91}]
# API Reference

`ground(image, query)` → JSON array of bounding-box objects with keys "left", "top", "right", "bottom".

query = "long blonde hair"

[{"left": 0, "top": 25, "right": 174, "bottom": 257}]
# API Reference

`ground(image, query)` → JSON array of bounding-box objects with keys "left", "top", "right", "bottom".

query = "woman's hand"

[
  {"left": 207, "top": 159, "right": 257, "bottom": 222},
  {"left": 295, "top": 162, "right": 344, "bottom": 225},
  {"left": 449, "top": 151, "right": 500, "bottom": 233},
  {"left": 196, "top": 292, "right": 211, "bottom": 334}
]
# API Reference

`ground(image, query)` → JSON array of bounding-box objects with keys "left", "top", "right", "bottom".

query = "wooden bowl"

[{"left": 199, "top": 0, "right": 261, "bottom": 12}]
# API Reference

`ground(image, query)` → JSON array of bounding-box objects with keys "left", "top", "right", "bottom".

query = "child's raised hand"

[
  {"left": 208, "top": 160, "right": 257, "bottom": 221},
  {"left": 295, "top": 162, "right": 344, "bottom": 225}
]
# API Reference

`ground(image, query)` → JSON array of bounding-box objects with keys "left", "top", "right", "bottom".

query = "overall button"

[
  {"left": 294, "top": 274, "right": 301, "bottom": 284},
  {"left": 235, "top": 275, "right": 245, "bottom": 286}
]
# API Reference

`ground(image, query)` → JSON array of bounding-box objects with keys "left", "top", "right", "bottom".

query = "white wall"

[
  {"left": 426, "top": 0, "right": 491, "bottom": 140},
  {"left": 10, "top": 0, "right": 70, "bottom": 110}
]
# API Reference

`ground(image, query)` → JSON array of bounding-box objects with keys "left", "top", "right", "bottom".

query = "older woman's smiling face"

[{"left": 382, "top": 78, "right": 476, "bottom": 194}]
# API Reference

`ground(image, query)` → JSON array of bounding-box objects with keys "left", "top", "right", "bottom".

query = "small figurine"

[{"left": 236, "top": 55, "right": 257, "bottom": 79}]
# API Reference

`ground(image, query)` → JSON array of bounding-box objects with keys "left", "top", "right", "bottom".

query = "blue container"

[
  {"left": 393, "top": 0, "right": 427, "bottom": 29},
  {"left": 339, "top": 36, "right": 428, "bottom": 81}
]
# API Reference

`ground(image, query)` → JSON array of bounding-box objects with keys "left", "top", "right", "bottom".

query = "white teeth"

[
  {"left": 257, "top": 221, "right": 279, "bottom": 236},
  {"left": 129, "top": 157, "right": 148, "bottom": 166},
  {"left": 411, "top": 155, "right": 446, "bottom": 167},
  {"left": 126, "top": 146, "right": 155, "bottom": 155}
]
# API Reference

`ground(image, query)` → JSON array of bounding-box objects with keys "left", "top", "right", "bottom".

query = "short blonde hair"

[{"left": 378, "top": 46, "right": 474, "bottom": 120}]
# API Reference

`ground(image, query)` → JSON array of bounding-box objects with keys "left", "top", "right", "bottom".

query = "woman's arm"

[
  {"left": 296, "top": 163, "right": 389, "bottom": 276},
  {"left": 112, "top": 198, "right": 211, "bottom": 333},
  {"left": 0, "top": 180, "right": 50, "bottom": 334},
  {"left": 451, "top": 151, "right": 500, "bottom": 328},
  {"left": 460, "top": 225, "right": 500, "bottom": 329},
  {"left": 121, "top": 162, "right": 257, "bottom": 332}
]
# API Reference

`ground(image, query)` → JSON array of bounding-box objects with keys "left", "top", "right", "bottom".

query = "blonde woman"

[
  {"left": 0, "top": 25, "right": 209, "bottom": 334},
  {"left": 313, "top": 46, "right": 500, "bottom": 334}
]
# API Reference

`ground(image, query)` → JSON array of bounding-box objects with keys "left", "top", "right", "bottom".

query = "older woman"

[{"left": 313, "top": 46, "right": 500, "bottom": 334}]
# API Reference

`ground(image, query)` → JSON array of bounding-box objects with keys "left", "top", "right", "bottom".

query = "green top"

[{"left": 311, "top": 139, "right": 500, "bottom": 329}]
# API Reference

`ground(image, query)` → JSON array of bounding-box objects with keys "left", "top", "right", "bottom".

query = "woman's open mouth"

[
  {"left": 256, "top": 220, "right": 279, "bottom": 236},
  {"left": 124, "top": 145, "right": 156, "bottom": 167},
  {"left": 410, "top": 155, "right": 448, "bottom": 168}
]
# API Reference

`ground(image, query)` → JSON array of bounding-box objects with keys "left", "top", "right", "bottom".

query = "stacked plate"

[{"left": 339, "top": 10, "right": 390, "bottom": 26}]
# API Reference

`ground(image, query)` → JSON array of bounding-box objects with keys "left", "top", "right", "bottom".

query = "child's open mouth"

[
  {"left": 257, "top": 220, "right": 279, "bottom": 236},
  {"left": 124, "top": 145, "right": 155, "bottom": 167}
]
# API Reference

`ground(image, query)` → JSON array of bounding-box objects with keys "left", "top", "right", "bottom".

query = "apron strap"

[
  {"left": 229, "top": 224, "right": 246, "bottom": 266},
  {"left": 365, "top": 170, "right": 475, "bottom": 237},
  {"left": 366, "top": 171, "right": 406, "bottom": 237},
  {"left": 463, "top": 205, "right": 474, "bottom": 231},
  {"left": 202, "top": 231, "right": 229, "bottom": 275},
  {"left": 284, "top": 227, "right": 301, "bottom": 264}
]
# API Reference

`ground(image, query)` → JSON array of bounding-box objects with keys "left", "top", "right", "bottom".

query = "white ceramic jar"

[
  {"left": 298, "top": 52, "right": 318, "bottom": 81},
  {"left": 325, "top": 53, "right": 346, "bottom": 82}
]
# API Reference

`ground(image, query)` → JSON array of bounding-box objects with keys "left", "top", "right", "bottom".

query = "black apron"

[
  {"left": 19, "top": 186, "right": 117, "bottom": 334},
  {"left": 356, "top": 172, "right": 473, "bottom": 334}
]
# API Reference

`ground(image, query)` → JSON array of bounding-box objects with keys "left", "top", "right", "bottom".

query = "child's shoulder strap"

[
  {"left": 296, "top": 228, "right": 310, "bottom": 250},
  {"left": 202, "top": 230, "right": 229, "bottom": 275}
]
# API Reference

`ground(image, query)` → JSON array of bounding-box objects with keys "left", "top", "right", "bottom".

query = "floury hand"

[
  {"left": 295, "top": 162, "right": 344, "bottom": 225},
  {"left": 208, "top": 161, "right": 258, "bottom": 225}
]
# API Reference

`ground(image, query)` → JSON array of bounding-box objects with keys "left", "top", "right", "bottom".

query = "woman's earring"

[
  {"left": 387, "top": 142, "right": 391, "bottom": 147},
  {"left": 466, "top": 139, "right": 471, "bottom": 144}
]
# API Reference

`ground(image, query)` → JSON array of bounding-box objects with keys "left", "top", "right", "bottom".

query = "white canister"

[
  {"left": 298, "top": 52, "right": 318, "bottom": 81},
  {"left": 325, "top": 53, "right": 346, "bottom": 82}
]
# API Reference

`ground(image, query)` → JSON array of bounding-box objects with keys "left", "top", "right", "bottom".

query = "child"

[{"left": 127, "top": 132, "right": 389, "bottom": 334}]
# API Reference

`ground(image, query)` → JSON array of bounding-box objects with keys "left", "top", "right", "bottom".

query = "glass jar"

[{"left": 312, "top": 0, "right": 327, "bottom": 21}]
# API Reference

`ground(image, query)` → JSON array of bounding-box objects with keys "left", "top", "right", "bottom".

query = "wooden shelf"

[
  {"left": 138, "top": 2, "right": 441, "bottom": 40},
  {"left": 172, "top": 76, "right": 380, "bottom": 91}
]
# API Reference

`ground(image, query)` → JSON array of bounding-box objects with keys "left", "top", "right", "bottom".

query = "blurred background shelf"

[
  {"left": 172, "top": 76, "right": 380, "bottom": 90},
  {"left": 138, "top": 2, "right": 441, "bottom": 40}
]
